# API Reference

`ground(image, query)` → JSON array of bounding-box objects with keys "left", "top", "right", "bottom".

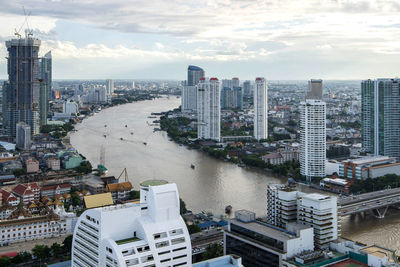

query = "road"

[{"left": 0, "top": 234, "right": 69, "bottom": 254}]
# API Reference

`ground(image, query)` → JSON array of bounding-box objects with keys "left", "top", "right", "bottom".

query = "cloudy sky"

[{"left": 0, "top": 0, "right": 400, "bottom": 80}]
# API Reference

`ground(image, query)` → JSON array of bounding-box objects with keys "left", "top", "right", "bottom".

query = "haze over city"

[{"left": 1, "top": 0, "right": 400, "bottom": 79}]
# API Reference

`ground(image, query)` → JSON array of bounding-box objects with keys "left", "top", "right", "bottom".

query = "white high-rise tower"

[
  {"left": 197, "top": 78, "right": 221, "bottom": 141},
  {"left": 254, "top": 77, "right": 268, "bottom": 140},
  {"left": 300, "top": 99, "right": 326, "bottom": 179},
  {"left": 71, "top": 180, "right": 192, "bottom": 267}
]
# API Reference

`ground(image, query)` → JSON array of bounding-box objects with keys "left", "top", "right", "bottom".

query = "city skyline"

[{"left": 0, "top": 1, "right": 400, "bottom": 80}]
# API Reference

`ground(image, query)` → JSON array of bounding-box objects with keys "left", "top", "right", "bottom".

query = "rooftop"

[
  {"left": 360, "top": 245, "right": 395, "bottom": 260},
  {"left": 84, "top": 192, "right": 113, "bottom": 209},
  {"left": 140, "top": 179, "right": 168, "bottom": 187},
  {"left": 345, "top": 156, "right": 392, "bottom": 165},
  {"left": 115, "top": 236, "right": 141, "bottom": 245}
]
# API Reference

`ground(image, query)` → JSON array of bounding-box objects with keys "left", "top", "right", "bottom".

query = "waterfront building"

[
  {"left": 106, "top": 79, "right": 114, "bottom": 95},
  {"left": 16, "top": 122, "right": 31, "bottom": 150},
  {"left": 106, "top": 181, "right": 133, "bottom": 202},
  {"left": 339, "top": 156, "right": 400, "bottom": 180},
  {"left": 243, "top": 80, "right": 252, "bottom": 97},
  {"left": 197, "top": 78, "right": 221, "bottom": 141},
  {"left": 39, "top": 51, "right": 52, "bottom": 126},
  {"left": 187, "top": 65, "right": 205, "bottom": 86},
  {"left": 362, "top": 79, "right": 400, "bottom": 160},
  {"left": 0, "top": 205, "right": 76, "bottom": 246},
  {"left": 306, "top": 79, "right": 323, "bottom": 100},
  {"left": 3, "top": 37, "right": 41, "bottom": 138},
  {"left": 300, "top": 99, "right": 326, "bottom": 179},
  {"left": 224, "top": 210, "right": 314, "bottom": 267},
  {"left": 181, "top": 86, "right": 197, "bottom": 113},
  {"left": 266, "top": 185, "right": 338, "bottom": 248},
  {"left": 63, "top": 100, "right": 79, "bottom": 115},
  {"left": 71, "top": 180, "right": 192, "bottom": 267},
  {"left": 254, "top": 77, "right": 268, "bottom": 140}
]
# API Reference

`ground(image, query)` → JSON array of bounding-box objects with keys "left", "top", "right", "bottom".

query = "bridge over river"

[{"left": 339, "top": 187, "right": 400, "bottom": 218}]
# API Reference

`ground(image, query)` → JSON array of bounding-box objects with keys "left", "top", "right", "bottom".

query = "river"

[{"left": 70, "top": 96, "right": 400, "bottom": 251}]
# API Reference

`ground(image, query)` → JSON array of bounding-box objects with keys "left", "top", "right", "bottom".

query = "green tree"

[
  {"left": 51, "top": 242, "right": 63, "bottom": 258},
  {"left": 129, "top": 190, "right": 140, "bottom": 200},
  {"left": 32, "top": 244, "right": 51, "bottom": 262},
  {"left": 180, "top": 198, "right": 187, "bottom": 215},
  {"left": 11, "top": 251, "right": 32, "bottom": 264},
  {"left": 0, "top": 256, "right": 11, "bottom": 267},
  {"left": 202, "top": 244, "right": 223, "bottom": 261},
  {"left": 187, "top": 223, "right": 202, "bottom": 234},
  {"left": 13, "top": 168, "right": 27, "bottom": 177},
  {"left": 62, "top": 235, "right": 73, "bottom": 252}
]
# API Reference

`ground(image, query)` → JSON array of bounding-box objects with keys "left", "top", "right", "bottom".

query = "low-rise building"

[
  {"left": 339, "top": 156, "right": 400, "bottom": 180},
  {"left": 41, "top": 184, "right": 72, "bottom": 199},
  {"left": 47, "top": 157, "right": 61, "bottom": 171},
  {"left": 25, "top": 158, "right": 39, "bottom": 173},
  {"left": 106, "top": 181, "right": 133, "bottom": 202},
  {"left": 224, "top": 210, "right": 314, "bottom": 267},
  {"left": 0, "top": 189, "right": 19, "bottom": 206},
  {"left": 12, "top": 183, "right": 40, "bottom": 204}
]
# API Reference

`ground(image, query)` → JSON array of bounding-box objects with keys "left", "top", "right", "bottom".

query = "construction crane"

[
  {"left": 117, "top": 168, "right": 128, "bottom": 182},
  {"left": 15, "top": 7, "right": 33, "bottom": 39}
]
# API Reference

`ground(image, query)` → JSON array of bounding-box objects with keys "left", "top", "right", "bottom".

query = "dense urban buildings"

[
  {"left": 300, "top": 99, "right": 326, "bottom": 179},
  {"left": 3, "top": 37, "right": 42, "bottom": 138},
  {"left": 39, "top": 51, "right": 52, "bottom": 126},
  {"left": 361, "top": 78, "right": 400, "bottom": 160},
  {"left": 71, "top": 180, "right": 192, "bottom": 267},
  {"left": 197, "top": 78, "right": 221, "bottom": 141},
  {"left": 253, "top": 77, "right": 268, "bottom": 140}
]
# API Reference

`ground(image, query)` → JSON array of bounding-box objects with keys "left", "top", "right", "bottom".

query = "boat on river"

[{"left": 191, "top": 164, "right": 195, "bottom": 169}]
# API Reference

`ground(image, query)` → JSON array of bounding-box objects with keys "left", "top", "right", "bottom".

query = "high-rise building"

[
  {"left": 16, "top": 122, "right": 31, "bottom": 150},
  {"left": 362, "top": 79, "right": 400, "bottom": 160},
  {"left": 197, "top": 78, "right": 221, "bottom": 141},
  {"left": 243, "top": 80, "right": 252, "bottom": 97},
  {"left": 254, "top": 77, "right": 268, "bottom": 140},
  {"left": 71, "top": 180, "right": 192, "bottom": 267},
  {"left": 221, "top": 87, "right": 243, "bottom": 110},
  {"left": 3, "top": 37, "right": 41, "bottom": 138},
  {"left": 266, "top": 185, "right": 338, "bottom": 248},
  {"left": 132, "top": 80, "right": 135, "bottom": 89},
  {"left": 299, "top": 99, "right": 326, "bottom": 179},
  {"left": 187, "top": 65, "right": 205, "bottom": 86},
  {"left": 306, "top": 79, "right": 323, "bottom": 100},
  {"left": 181, "top": 86, "right": 197, "bottom": 113},
  {"left": 106, "top": 79, "right": 114, "bottom": 95},
  {"left": 39, "top": 51, "right": 52, "bottom": 126}
]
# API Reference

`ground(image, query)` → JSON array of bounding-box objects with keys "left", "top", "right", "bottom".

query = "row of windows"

[{"left": 1, "top": 228, "right": 64, "bottom": 239}]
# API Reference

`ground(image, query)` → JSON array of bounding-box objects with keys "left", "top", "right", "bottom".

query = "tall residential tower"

[
  {"left": 299, "top": 99, "right": 326, "bottom": 179},
  {"left": 253, "top": 77, "right": 268, "bottom": 140},
  {"left": 197, "top": 78, "right": 221, "bottom": 141},
  {"left": 362, "top": 79, "right": 400, "bottom": 160},
  {"left": 187, "top": 65, "right": 205, "bottom": 86}
]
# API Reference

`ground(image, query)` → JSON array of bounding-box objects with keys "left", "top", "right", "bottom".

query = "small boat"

[
  {"left": 103, "top": 134, "right": 107, "bottom": 138},
  {"left": 225, "top": 205, "right": 232, "bottom": 214},
  {"left": 143, "top": 142, "right": 147, "bottom": 145},
  {"left": 130, "top": 132, "right": 134, "bottom": 135},
  {"left": 104, "top": 124, "right": 107, "bottom": 127},
  {"left": 120, "top": 137, "right": 124, "bottom": 140},
  {"left": 191, "top": 164, "right": 195, "bottom": 169},
  {"left": 125, "top": 125, "right": 128, "bottom": 127}
]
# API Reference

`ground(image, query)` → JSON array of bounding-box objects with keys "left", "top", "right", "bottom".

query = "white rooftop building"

[{"left": 71, "top": 180, "right": 192, "bottom": 267}]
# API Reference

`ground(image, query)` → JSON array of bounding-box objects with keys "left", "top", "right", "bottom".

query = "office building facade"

[
  {"left": 300, "top": 99, "right": 326, "bottom": 179},
  {"left": 4, "top": 38, "right": 41, "bottom": 138},
  {"left": 197, "top": 78, "right": 221, "bottom": 141},
  {"left": 362, "top": 79, "right": 400, "bottom": 160},
  {"left": 71, "top": 180, "right": 192, "bottom": 267},
  {"left": 187, "top": 65, "right": 205, "bottom": 86},
  {"left": 16, "top": 122, "right": 31, "bottom": 150},
  {"left": 224, "top": 210, "right": 314, "bottom": 267},
  {"left": 254, "top": 77, "right": 268, "bottom": 140}
]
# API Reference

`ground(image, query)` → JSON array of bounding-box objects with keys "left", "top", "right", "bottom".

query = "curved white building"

[{"left": 71, "top": 180, "right": 192, "bottom": 267}]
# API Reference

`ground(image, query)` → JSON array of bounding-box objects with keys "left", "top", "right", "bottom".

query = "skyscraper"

[
  {"left": 197, "top": 78, "right": 221, "bottom": 141},
  {"left": 243, "top": 80, "right": 251, "bottom": 97},
  {"left": 4, "top": 37, "right": 41, "bottom": 138},
  {"left": 300, "top": 99, "right": 326, "bottom": 179},
  {"left": 253, "top": 77, "right": 268, "bottom": 140},
  {"left": 106, "top": 79, "right": 114, "bottom": 95},
  {"left": 362, "top": 79, "right": 400, "bottom": 159},
  {"left": 187, "top": 65, "right": 204, "bottom": 86},
  {"left": 181, "top": 85, "right": 197, "bottom": 113},
  {"left": 306, "top": 79, "right": 323, "bottom": 100},
  {"left": 71, "top": 180, "right": 192, "bottom": 267},
  {"left": 16, "top": 122, "right": 31, "bottom": 150},
  {"left": 39, "top": 51, "right": 52, "bottom": 126}
]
